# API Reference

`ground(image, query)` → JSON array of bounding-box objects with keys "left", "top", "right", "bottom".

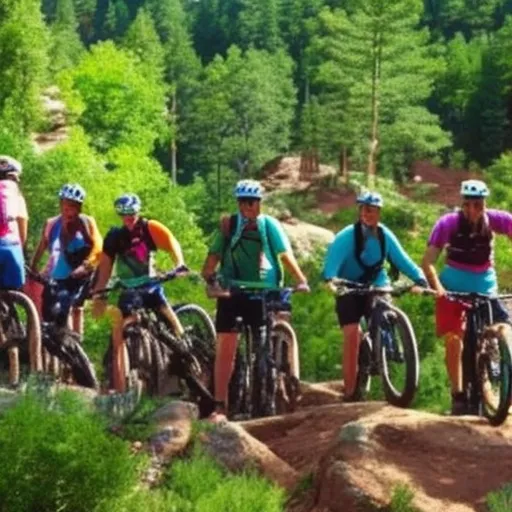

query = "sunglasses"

[{"left": 238, "top": 198, "right": 260, "bottom": 207}]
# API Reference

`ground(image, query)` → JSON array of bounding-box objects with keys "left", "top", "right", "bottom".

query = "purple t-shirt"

[{"left": 428, "top": 209, "right": 512, "bottom": 271}]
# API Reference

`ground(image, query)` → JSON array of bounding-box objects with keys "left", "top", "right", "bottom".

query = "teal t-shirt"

[{"left": 209, "top": 214, "right": 290, "bottom": 287}]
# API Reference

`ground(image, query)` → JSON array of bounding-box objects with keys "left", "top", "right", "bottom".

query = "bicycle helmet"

[
  {"left": 58, "top": 183, "right": 86, "bottom": 204},
  {"left": 356, "top": 191, "right": 384, "bottom": 208},
  {"left": 114, "top": 193, "right": 142, "bottom": 215},
  {"left": 460, "top": 179, "right": 489, "bottom": 198},
  {"left": 0, "top": 155, "right": 22, "bottom": 176},
  {"left": 234, "top": 180, "right": 263, "bottom": 200}
]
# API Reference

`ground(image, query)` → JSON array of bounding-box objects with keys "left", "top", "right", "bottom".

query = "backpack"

[
  {"left": 220, "top": 214, "right": 282, "bottom": 284},
  {"left": 353, "top": 222, "right": 399, "bottom": 283},
  {"left": 0, "top": 180, "right": 17, "bottom": 237},
  {"left": 47, "top": 215, "right": 93, "bottom": 270}
]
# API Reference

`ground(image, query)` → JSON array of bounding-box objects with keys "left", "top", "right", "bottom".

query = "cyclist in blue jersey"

[{"left": 323, "top": 192, "right": 427, "bottom": 401}]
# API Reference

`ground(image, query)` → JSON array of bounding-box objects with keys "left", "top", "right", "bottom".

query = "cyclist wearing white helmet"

[
  {"left": 422, "top": 179, "right": 512, "bottom": 414},
  {"left": 31, "top": 183, "right": 102, "bottom": 338},
  {"left": 0, "top": 155, "right": 28, "bottom": 289},
  {"left": 323, "top": 191, "right": 427, "bottom": 402},
  {"left": 202, "top": 179, "right": 310, "bottom": 421},
  {"left": 91, "top": 193, "right": 187, "bottom": 393}
]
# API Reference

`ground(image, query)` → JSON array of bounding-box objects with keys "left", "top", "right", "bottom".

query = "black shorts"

[
  {"left": 335, "top": 294, "right": 374, "bottom": 327},
  {"left": 117, "top": 284, "right": 168, "bottom": 318},
  {"left": 215, "top": 296, "right": 265, "bottom": 333},
  {"left": 42, "top": 278, "right": 89, "bottom": 322}
]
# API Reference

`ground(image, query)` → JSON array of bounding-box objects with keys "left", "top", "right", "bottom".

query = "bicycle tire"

[
  {"left": 377, "top": 304, "right": 419, "bottom": 408},
  {"left": 149, "top": 334, "right": 165, "bottom": 395},
  {"left": 478, "top": 323, "right": 512, "bottom": 426},
  {"left": 354, "top": 334, "right": 372, "bottom": 399},
  {"left": 272, "top": 321, "right": 301, "bottom": 414},
  {"left": 251, "top": 327, "right": 271, "bottom": 418},
  {"left": 0, "top": 290, "right": 42, "bottom": 377},
  {"left": 229, "top": 325, "right": 252, "bottom": 419},
  {"left": 52, "top": 327, "right": 98, "bottom": 389}
]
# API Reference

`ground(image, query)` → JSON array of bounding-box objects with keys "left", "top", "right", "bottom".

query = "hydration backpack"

[
  {"left": 353, "top": 222, "right": 399, "bottom": 283},
  {"left": 0, "top": 180, "right": 16, "bottom": 237},
  {"left": 220, "top": 214, "right": 282, "bottom": 283}
]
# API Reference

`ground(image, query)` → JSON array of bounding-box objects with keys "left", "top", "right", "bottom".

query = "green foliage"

[
  {"left": 183, "top": 45, "right": 296, "bottom": 177},
  {"left": 59, "top": 40, "right": 167, "bottom": 154},
  {"left": 387, "top": 483, "right": 418, "bottom": 512},
  {"left": 0, "top": 391, "right": 142, "bottom": 512},
  {"left": 487, "top": 483, "right": 512, "bottom": 512}
]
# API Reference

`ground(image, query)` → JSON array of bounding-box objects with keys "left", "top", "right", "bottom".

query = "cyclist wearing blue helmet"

[
  {"left": 323, "top": 191, "right": 427, "bottom": 401},
  {"left": 202, "top": 179, "right": 310, "bottom": 421},
  {"left": 91, "top": 193, "right": 187, "bottom": 393},
  {"left": 31, "top": 183, "right": 102, "bottom": 339}
]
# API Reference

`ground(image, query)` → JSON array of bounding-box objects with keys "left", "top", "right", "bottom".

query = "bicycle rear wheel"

[
  {"left": 478, "top": 323, "right": 512, "bottom": 426},
  {"left": 0, "top": 290, "right": 42, "bottom": 384},
  {"left": 354, "top": 333, "right": 372, "bottom": 400},
  {"left": 377, "top": 305, "right": 419, "bottom": 408},
  {"left": 228, "top": 325, "right": 252, "bottom": 420},
  {"left": 272, "top": 321, "right": 301, "bottom": 414}
]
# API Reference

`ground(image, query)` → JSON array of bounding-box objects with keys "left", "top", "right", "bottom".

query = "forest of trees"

[{"left": 1, "top": 0, "right": 512, "bottom": 192}]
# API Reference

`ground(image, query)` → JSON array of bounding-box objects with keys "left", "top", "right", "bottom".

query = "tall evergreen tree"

[
  {"left": 308, "top": 1, "right": 449, "bottom": 184},
  {"left": 237, "top": 0, "right": 282, "bottom": 51}
]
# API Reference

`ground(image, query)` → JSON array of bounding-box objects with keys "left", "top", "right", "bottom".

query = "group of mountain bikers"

[{"left": 0, "top": 153, "right": 511, "bottom": 420}]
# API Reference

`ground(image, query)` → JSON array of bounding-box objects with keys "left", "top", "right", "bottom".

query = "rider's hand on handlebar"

[
  {"left": 325, "top": 280, "right": 338, "bottom": 294},
  {"left": 70, "top": 264, "right": 89, "bottom": 279},
  {"left": 296, "top": 281, "right": 310, "bottom": 293},
  {"left": 175, "top": 264, "right": 190, "bottom": 276}
]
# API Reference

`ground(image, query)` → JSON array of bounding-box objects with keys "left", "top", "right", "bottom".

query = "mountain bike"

[
  {"left": 0, "top": 287, "right": 42, "bottom": 387},
  {"left": 25, "top": 269, "right": 98, "bottom": 389},
  {"left": 445, "top": 291, "right": 512, "bottom": 426},
  {"left": 98, "top": 268, "right": 216, "bottom": 415},
  {"left": 210, "top": 283, "right": 302, "bottom": 420},
  {"left": 333, "top": 278, "right": 426, "bottom": 408}
]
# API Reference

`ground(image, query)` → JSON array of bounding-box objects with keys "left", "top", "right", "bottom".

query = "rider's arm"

[
  {"left": 147, "top": 220, "right": 185, "bottom": 267},
  {"left": 30, "top": 222, "right": 49, "bottom": 271},
  {"left": 384, "top": 227, "right": 427, "bottom": 285},
  {"left": 201, "top": 227, "right": 224, "bottom": 282},
  {"left": 84, "top": 216, "right": 103, "bottom": 270},
  {"left": 422, "top": 245, "right": 444, "bottom": 292},
  {"left": 486, "top": 209, "right": 512, "bottom": 238},
  {"left": 91, "top": 252, "right": 114, "bottom": 294},
  {"left": 322, "top": 228, "right": 349, "bottom": 281}
]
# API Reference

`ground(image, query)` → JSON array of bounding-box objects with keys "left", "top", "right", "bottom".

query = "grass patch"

[
  {"left": 487, "top": 482, "right": 512, "bottom": 512},
  {"left": 385, "top": 483, "right": 419, "bottom": 512}
]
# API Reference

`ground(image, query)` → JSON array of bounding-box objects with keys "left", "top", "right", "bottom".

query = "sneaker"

[
  {"left": 343, "top": 388, "right": 364, "bottom": 403},
  {"left": 450, "top": 393, "right": 468, "bottom": 416}
]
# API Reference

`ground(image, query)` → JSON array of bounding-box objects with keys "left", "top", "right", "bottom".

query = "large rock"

[
  {"left": 200, "top": 421, "right": 299, "bottom": 491},
  {"left": 281, "top": 220, "right": 334, "bottom": 257}
]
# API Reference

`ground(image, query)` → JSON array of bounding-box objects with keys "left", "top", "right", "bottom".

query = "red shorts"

[{"left": 435, "top": 295, "right": 468, "bottom": 337}]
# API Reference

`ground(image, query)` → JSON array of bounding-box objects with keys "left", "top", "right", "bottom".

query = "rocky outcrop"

[{"left": 280, "top": 219, "right": 334, "bottom": 257}]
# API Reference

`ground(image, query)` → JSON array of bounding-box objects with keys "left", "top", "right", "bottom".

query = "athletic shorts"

[
  {"left": 0, "top": 243, "right": 24, "bottom": 289},
  {"left": 215, "top": 295, "right": 265, "bottom": 333},
  {"left": 335, "top": 294, "right": 373, "bottom": 327},
  {"left": 118, "top": 284, "right": 168, "bottom": 318},
  {"left": 42, "top": 277, "right": 90, "bottom": 322},
  {"left": 436, "top": 295, "right": 509, "bottom": 336}
]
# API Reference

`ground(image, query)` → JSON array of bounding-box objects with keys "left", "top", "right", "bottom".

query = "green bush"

[
  {"left": 388, "top": 483, "right": 418, "bottom": 512},
  {"left": 0, "top": 391, "right": 142, "bottom": 512},
  {"left": 486, "top": 483, "right": 512, "bottom": 512}
]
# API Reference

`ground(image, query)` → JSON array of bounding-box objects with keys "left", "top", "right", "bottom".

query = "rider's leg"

[
  {"left": 105, "top": 305, "right": 127, "bottom": 393},
  {"left": 70, "top": 307, "right": 84, "bottom": 341},
  {"left": 342, "top": 323, "right": 361, "bottom": 398},
  {"left": 444, "top": 331, "right": 463, "bottom": 393},
  {"left": 157, "top": 304, "right": 185, "bottom": 337},
  {"left": 213, "top": 332, "right": 238, "bottom": 414}
]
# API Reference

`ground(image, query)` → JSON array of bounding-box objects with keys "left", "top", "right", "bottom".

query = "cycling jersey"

[
  {"left": 428, "top": 209, "right": 512, "bottom": 294},
  {"left": 323, "top": 223, "right": 425, "bottom": 286},
  {"left": 209, "top": 213, "right": 290, "bottom": 287},
  {"left": 103, "top": 218, "right": 179, "bottom": 286},
  {"left": 0, "top": 180, "right": 27, "bottom": 246},
  {"left": 44, "top": 215, "right": 102, "bottom": 280}
]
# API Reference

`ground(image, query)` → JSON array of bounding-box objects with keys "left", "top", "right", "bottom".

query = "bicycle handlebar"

[
  {"left": 330, "top": 277, "right": 434, "bottom": 298},
  {"left": 91, "top": 265, "right": 191, "bottom": 297}
]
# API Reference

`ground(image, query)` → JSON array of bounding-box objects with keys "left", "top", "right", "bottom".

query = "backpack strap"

[
  {"left": 353, "top": 222, "right": 386, "bottom": 284},
  {"left": 264, "top": 216, "right": 282, "bottom": 285}
]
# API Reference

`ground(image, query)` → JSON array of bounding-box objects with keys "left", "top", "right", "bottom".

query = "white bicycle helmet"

[
  {"left": 114, "top": 193, "right": 142, "bottom": 215},
  {"left": 59, "top": 183, "right": 86, "bottom": 204},
  {"left": 356, "top": 191, "right": 384, "bottom": 208},
  {"left": 234, "top": 180, "right": 264, "bottom": 200},
  {"left": 0, "top": 155, "right": 22, "bottom": 176},
  {"left": 460, "top": 179, "right": 489, "bottom": 198}
]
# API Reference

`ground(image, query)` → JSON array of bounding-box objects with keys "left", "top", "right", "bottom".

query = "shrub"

[
  {"left": 0, "top": 391, "right": 142, "bottom": 512},
  {"left": 486, "top": 483, "right": 512, "bottom": 512}
]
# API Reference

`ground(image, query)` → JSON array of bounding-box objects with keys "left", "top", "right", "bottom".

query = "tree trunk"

[
  {"left": 367, "top": 30, "right": 381, "bottom": 189},
  {"left": 170, "top": 90, "right": 177, "bottom": 185}
]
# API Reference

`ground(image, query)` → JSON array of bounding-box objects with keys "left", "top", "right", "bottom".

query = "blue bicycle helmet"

[
  {"left": 356, "top": 191, "right": 384, "bottom": 208},
  {"left": 460, "top": 180, "right": 489, "bottom": 198},
  {"left": 234, "top": 180, "right": 264, "bottom": 200},
  {"left": 59, "top": 183, "right": 86, "bottom": 204},
  {"left": 114, "top": 193, "right": 142, "bottom": 215}
]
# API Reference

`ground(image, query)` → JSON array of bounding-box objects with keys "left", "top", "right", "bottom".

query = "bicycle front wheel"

[
  {"left": 478, "top": 323, "right": 512, "bottom": 426},
  {"left": 377, "top": 305, "right": 419, "bottom": 408}
]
